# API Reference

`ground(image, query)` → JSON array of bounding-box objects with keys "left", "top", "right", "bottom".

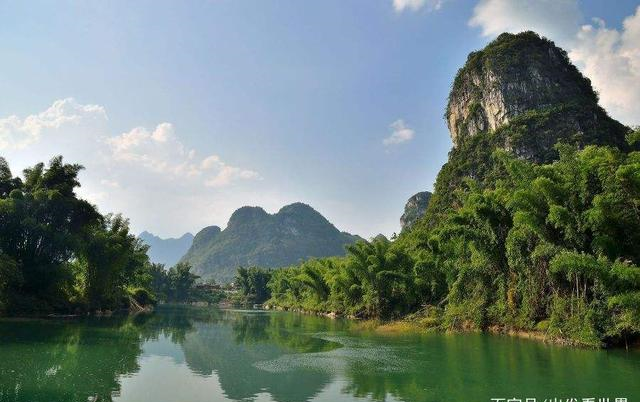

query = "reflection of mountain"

[
  {"left": 142, "top": 334, "right": 186, "bottom": 364},
  {"left": 180, "top": 311, "right": 337, "bottom": 402}
]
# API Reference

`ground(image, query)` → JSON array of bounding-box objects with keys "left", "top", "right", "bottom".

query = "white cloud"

[
  {"left": 107, "top": 122, "right": 260, "bottom": 186},
  {"left": 383, "top": 119, "right": 415, "bottom": 146},
  {"left": 0, "top": 98, "right": 106, "bottom": 150},
  {"left": 468, "top": 1, "right": 640, "bottom": 126},
  {"left": 569, "top": 9, "right": 640, "bottom": 125},
  {"left": 107, "top": 123, "right": 198, "bottom": 177},
  {"left": 199, "top": 154, "right": 260, "bottom": 187},
  {"left": 393, "top": 0, "right": 444, "bottom": 13},
  {"left": 469, "top": 0, "right": 581, "bottom": 44},
  {"left": 0, "top": 98, "right": 264, "bottom": 237},
  {"left": 100, "top": 179, "right": 120, "bottom": 188},
  {"left": 205, "top": 165, "right": 260, "bottom": 188}
]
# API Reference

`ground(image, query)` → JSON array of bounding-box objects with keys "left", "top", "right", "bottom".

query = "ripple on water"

[{"left": 253, "top": 333, "right": 411, "bottom": 375}]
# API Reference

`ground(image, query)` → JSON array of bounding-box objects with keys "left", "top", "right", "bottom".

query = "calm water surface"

[{"left": 0, "top": 305, "right": 639, "bottom": 402}]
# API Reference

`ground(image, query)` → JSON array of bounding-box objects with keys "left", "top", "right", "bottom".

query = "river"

[{"left": 0, "top": 305, "right": 638, "bottom": 402}]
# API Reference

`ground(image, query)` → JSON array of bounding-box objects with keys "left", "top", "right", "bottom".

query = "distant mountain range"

[
  {"left": 139, "top": 231, "right": 194, "bottom": 268},
  {"left": 180, "top": 202, "right": 361, "bottom": 283}
]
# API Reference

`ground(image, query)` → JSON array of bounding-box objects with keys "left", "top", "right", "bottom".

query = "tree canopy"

[
  {"left": 0, "top": 156, "right": 207, "bottom": 314},
  {"left": 265, "top": 139, "right": 640, "bottom": 347}
]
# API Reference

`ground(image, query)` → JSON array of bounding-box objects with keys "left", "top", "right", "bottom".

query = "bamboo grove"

[
  {"left": 0, "top": 156, "right": 212, "bottom": 314},
  {"left": 261, "top": 139, "right": 640, "bottom": 347}
]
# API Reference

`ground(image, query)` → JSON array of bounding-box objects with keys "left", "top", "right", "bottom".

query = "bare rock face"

[
  {"left": 400, "top": 191, "right": 432, "bottom": 231},
  {"left": 422, "top": 31, "right": 632, "bottom": 224},
  {"left": 446, "top": 31, "right": 618, "bottom": 150}
]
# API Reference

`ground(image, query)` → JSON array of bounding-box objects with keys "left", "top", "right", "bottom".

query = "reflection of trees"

[
  {"left": 0, "top": 306, "right": 342, "bottom": 402},
  {"left": 181, "top": 310, "right": 340, "bottom": 402},
  {"left": 262, "top": 313, "right": 345, "bottom": 353},
  {"left": 6, "top": 307, "right": 638, "bottom": 402},
  {"left": 136, "top": 304, "right": 223, "bottom": 344},
  {"left": 231, "top": 312, "right": 270, "bottom": 344},
  {"left": 340, "top": 333, "right": 640, "bottom": 402},
  {"left": 0, "top": 317, "right": 143, "bottom": 402}
]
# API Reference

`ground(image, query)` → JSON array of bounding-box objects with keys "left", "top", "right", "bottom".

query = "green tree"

[
  {"left": 235, "top": 267, "right": 272, "bottom": 305},
  {"left": 0, "top": 156, "right": 100, "bottom": 311},
  {"left": 79, "top": 214, "right": 150, "bottom": 310},
  {"left": 167, "top": 262, "right": 200, "bottom": 303},
  {"left": 0, "top": 156, "right": 159, "bottom": 314}
]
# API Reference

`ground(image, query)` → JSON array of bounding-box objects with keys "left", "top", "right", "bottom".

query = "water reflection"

[
  {"left": 0, "top": 306, "right": 639, "bottom": 402},
  {"left": 175, "top": 309, "right": 336, "bottom": 402},
  {"left": 0, "top": 317, "right": 142, "bottom": 402},
  {"left": 0, "top": 307, "right": 343, "bottom": 402}
]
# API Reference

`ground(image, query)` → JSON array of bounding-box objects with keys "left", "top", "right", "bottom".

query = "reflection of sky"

[
  {"left": 115, "top": 355, "right": 232, "bottom": 402},
  {"left": 141, "top": 334, "right": 186, "bottom": 366}
]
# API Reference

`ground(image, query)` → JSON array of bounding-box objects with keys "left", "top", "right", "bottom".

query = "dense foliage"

[
  {"left": 233, "top": 266, "right": 272, "bottom": 305},
  {"left": 265, "top": 140, "right": 640, "bottom": 347},
  {"left": 0, "top": 156, "right": 214, "bottom": 315},
  {"left": 0, "top": 156, "right": 155, "bottom": 314},
  {"left": 149, "top": 262, "right": 224, "bottom": 304}
]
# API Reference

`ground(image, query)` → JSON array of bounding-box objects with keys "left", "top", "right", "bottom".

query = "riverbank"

[
  {"left": 1, "top": 300, "right": 155, "bottom": 320},
  {"left": 3, "top": 306, "right": 639, "bottom": 402},
  {"left": 264, "top": 304, "right": 639, "bottom": 349}
]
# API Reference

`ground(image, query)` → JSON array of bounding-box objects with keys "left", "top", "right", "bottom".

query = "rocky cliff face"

[
  {"left": 421, "top": 31, "right": 633, "bottom": 225},
  {"left": 400, "top": 191, "right": 432, "bottom": 231},
  {"left": 446, "top": 32, "right": 629, "bottom": 159}
]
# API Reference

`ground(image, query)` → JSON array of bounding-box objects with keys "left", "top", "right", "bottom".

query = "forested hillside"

[
  {"left": 263, "top": 32, "right": 640, "bottom": 347},
  {"left": 180, "top": 203, "right": 360, "bottom": 283}
]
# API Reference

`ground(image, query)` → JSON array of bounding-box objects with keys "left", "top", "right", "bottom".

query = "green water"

[{"left": 0, "top": 306, "right": 638, "bottom": 402}]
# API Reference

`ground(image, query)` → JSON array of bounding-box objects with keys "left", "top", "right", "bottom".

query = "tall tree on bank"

[{"left": 0, "top": 156, "right": 155, "bottom": 314}]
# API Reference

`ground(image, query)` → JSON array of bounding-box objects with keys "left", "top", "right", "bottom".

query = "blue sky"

[{"left": 1, "top": 0, "right": 639, "bottom": 239}]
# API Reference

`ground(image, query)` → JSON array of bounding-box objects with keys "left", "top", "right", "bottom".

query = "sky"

[{"left": 0, "top": 0, "right": 639, "bottom": 239}]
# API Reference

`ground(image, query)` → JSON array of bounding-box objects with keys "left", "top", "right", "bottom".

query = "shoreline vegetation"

[
  {"left": 0, "top": 156, "right": 222, "bottom": 318},
  {"left": 2, "top": 32, "right": 639, "bottom": 351},
  {"left": 231, "top": 33, "right": 640, "bottom": 350},
  {"left": 261, "top": 305, "right": 616, "bottom": 348},
  {"left": 237, "top": 138, "right": 640, "bottom": 350}
]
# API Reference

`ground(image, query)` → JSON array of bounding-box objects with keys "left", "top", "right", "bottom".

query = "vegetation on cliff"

[
  {"left": 429, "top": 32, "right": 634, "bottom": 223},
  {"left": 264, "top": 142, "right": 640, "bottom": 346},
  {"left": 263, "top": 32, "right": 640, "bottom": 347}
]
